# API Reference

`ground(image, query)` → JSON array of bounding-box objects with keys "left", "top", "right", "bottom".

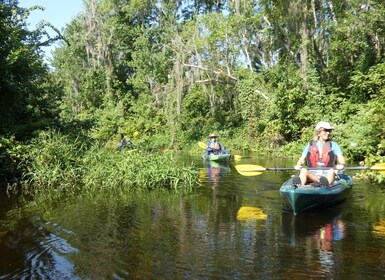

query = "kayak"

[
  {"left": 279, "top": 173, "right": 353, "bottom": 215},
  {"left": 202, "top": 153, "right": 231, "bottom": 162}
]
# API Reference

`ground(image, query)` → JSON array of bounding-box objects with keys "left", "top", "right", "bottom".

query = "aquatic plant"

[{"left": 20, "top": 131, "right": 200, "bottom": 194}]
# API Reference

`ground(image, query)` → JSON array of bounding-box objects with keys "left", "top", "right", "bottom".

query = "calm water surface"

[{"left": 1, "top": 155, "right": 385, "bottom": 279}]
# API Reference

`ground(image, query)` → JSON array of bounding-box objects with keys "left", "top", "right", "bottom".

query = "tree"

[{"left": 0, "top": 0, "right": 57, "bottom": 138}]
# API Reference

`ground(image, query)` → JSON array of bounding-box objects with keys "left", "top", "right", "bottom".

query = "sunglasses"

[{"left": 323, "top": 129, "right": 332, "bottom": 133}]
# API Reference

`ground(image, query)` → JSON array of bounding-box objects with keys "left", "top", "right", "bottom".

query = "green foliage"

[
  {"left": 0, "top": 2, "right": 57, "bottom": 138},
  {"left": 262, "top": 64, "right": 326, "bottom": 142},
  {"left": 20, "top": 130, "right": 199, "bottom": 193},
  {"left": 3, "top": 0, "right": 385, "bottom": 188},
  {"left": 325, "top": 0, "right": 385, "bottom": 90},
  {"left": 335, "top": 62, "right": 385, "bottom": 165},
  {"left": 236, "top": 69, "right": 268, "bottom": 142},
  {"left": 0, "top": 136, "right": 25, "bottom": 186},
  {"left": 348, "top": 63, "right": 385, "bottom": 103},
  {"left": 82, "top": 148, "right": 199, "bottom": 192},
  {"left": 21, "top": 130, "right": 88, "bottom": 190},
  {"left": 178, "top": 86, "right": 211, "bottom": 143}
]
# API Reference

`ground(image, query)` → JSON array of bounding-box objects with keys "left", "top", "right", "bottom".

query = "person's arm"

[
  {"left": 295, "top": 155, "right": 306, "bottom": 170},
  {"left": 333, "top": 142, "right": 345, "bottom": 170},
  {"left": 295, "top": 144, "right": 310, "bottom": 170},
  {"left": 335, "top": 154, "right": 346, "bottom": 170}
]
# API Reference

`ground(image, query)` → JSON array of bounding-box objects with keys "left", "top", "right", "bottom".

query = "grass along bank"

[{"left": 20, "top": 131, "right": 200, "bottom": 194}]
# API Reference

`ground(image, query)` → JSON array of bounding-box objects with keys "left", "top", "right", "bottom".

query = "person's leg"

[
  {"left": 325, "top": 169, "right": 335, "bottom": 186},
  {"left": 298, "top": 168, "right": 318, "bottom": 185}
]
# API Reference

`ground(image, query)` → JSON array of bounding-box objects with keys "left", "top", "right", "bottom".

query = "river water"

[{"left": 1, "top": 155, "right": 385, "bottom": 279}]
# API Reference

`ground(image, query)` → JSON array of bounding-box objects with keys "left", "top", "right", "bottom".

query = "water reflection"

[
  {"left": 2, "top": 156, "right": 385, "bottom": 279},
  {"left": 0, "top": 216, "right": 79, "bottom": 279},
  {"left": 313, "top": 218, "right": 346, "bottom": 274},
  {"left": 372, "top": 220, "right": 385, "bottom": 237},
  {"left": 281, "top": 205, "right": 347, "bottom": 276},
  {"left": 199, "top": 161, "right": 231, "bottom": 188},
  {"left": 281, "top": 205, "right": 344, "bottom": 243},
  {"left": 237, "top": 206, "right": 267, "bottom": 222}
]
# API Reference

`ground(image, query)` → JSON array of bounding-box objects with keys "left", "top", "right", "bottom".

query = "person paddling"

[
  {"left": 206, "top": 134, "right": 225, "bottom": 155},
  {"left": 118, "top": 134, "right": 133, "bottom": 151},
  {"left": 293, "top": 121, "right": 346, "bottom": 187}
]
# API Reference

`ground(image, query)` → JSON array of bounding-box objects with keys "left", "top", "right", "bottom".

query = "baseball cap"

[{"left": 315, "top": 121, "right": 334, "bottom": 130}]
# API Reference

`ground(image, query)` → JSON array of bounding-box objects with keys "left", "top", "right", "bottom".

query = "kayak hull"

[
  {"left": 202, "top": 153, "right": 231, "bottom": 162},
  {"left": 279, "top": 173, "right": 353, "bottom": 215}
]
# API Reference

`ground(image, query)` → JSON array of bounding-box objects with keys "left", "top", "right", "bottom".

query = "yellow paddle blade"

[
  {"left": 372, "top": 220, "right": 385, "bottom": 236},
  {"left": 370, "top": 163, "right": 385, "bottom": 175},
  {"left": 237, "top": 171, "right": 264, "bottom": 176},
  {"left": 235, "top": 164, "right": 267, "bottom": 172},
  {"left": 198, "top": 141, "right": 208, "bottom": 149},
  {"left": 371, "top": 163, "right": 385, "bottom": 171},
  {"left": 237, "top": 206, "right": 267, "bottom": 221},
  {"left": 233, "top": 155, "right": 242, "bottom": 161}
]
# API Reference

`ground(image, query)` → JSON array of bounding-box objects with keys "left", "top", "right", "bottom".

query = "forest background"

[{"left": 1, "top": 0, "right": 385, "bottom": 190}]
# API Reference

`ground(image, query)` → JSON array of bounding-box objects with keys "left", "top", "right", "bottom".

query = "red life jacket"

[{"left": 306, "top": 140, "right": 336, "bottom": 168}]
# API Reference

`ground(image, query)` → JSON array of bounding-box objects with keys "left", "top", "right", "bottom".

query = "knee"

[
  {"left": 327, "top": 169, "right": 335, "bottom": 176},
  {"left": 299, "top": 168, "right": 308, "bottom": 176}
]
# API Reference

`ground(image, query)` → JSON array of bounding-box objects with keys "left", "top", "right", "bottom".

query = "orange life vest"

[{"left": 306, "top": 140, "right": 336, "bottom": 168}]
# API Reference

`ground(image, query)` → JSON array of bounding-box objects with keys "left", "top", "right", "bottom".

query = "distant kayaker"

[
  {"left": 206, "top": 134, "right": 225, "bottom": 155},
  {"left": 118, "top": 134, "right": 133, "bottom": 151},
  {"left": 293, "top": 121, "right": 346, "bottom": 187}
]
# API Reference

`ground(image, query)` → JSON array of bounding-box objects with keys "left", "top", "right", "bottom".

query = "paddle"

[
  {"left": 198, "top": 141, "right": 208, "bottom": 149},
  {"left": 235, "top": 163, "right": 385, "bottom": 176}
]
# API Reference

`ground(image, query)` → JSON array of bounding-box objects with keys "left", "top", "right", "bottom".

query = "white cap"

[{"left": 315, "top": 121, "right": 334, "bottom": 130}]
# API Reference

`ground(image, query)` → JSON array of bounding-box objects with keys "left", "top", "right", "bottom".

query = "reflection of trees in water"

[{"left": 6, "top": 170, "right": 385, "bottom": 279}]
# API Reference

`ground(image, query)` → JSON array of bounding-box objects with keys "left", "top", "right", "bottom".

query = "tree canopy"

[{"left": 1, "top": 0, "right": 384, "bottom": 185}]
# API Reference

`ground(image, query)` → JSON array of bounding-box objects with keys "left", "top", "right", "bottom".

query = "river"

[{"left": 1, "top": 155, "right": 385, "bottom": 279}]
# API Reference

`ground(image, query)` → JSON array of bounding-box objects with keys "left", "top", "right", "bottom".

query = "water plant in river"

[{"left": 20, "top": 131, "right": 200, "bottom": 194}]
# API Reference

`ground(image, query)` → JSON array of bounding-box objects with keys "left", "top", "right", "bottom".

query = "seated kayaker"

[
  {"left": 293, "top": 121, "right": 346, "bottom": 187},
  {"left": 118, "top": 134, "right": 133, "bottom": 151},
  {"left": 206, "top": 133, "right": 225, "bottom": 155}
]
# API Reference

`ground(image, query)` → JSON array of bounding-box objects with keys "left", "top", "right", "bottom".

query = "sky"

[{"left": 18, "top": 0, "right": 84, "bottom": 61}]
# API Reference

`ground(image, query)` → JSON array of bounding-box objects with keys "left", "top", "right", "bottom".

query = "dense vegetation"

[{"left": 1, "top": 0, "right": 384, "bottom": 190}]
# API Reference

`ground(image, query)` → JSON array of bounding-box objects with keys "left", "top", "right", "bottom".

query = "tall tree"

[{"left": 0, "top": 0, "right": 57, "bottom": 137}]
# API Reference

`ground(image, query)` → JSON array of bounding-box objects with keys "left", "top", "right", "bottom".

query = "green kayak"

[
  {"left": 202, "top": 153, "right": 231, "bottom": 162},
  {"left": 279, "top": 173, "right": 353, "bottom": 215}
]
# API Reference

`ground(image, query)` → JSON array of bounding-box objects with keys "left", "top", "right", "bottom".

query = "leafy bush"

[{"left": 0, "top": 136, "right": 25, "bottom": 186}]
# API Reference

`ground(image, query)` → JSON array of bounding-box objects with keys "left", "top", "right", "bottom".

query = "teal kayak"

[
  {"left": 279, "top": 173, "right": 353, "bottom": 215},
  {"left": 202, "top": 153, "right": 231, "bottom": 162}
]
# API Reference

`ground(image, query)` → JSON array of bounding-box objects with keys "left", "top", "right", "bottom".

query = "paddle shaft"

[{"left": 264, "top": 166, "right": 371, "bottom": 171}]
